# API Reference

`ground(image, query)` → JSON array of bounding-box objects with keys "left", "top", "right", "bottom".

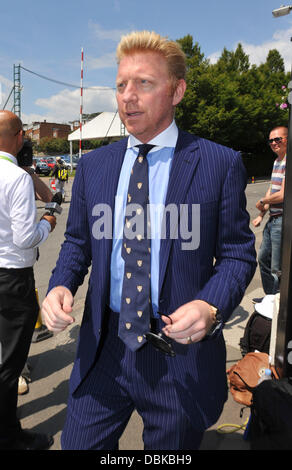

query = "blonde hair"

[{"left": 116, "top": 31, "right": 187, "bottom": 88}]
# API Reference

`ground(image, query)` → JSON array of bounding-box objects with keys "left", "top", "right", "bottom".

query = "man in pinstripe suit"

[{"left": 42, "top": 31, "right": 256, "bottom": 450}]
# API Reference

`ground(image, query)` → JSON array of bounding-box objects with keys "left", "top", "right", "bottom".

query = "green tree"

[
  {"left": 175, "top": 35, "right": 289, "bottom": 158},
  {"left": 175, "top": 35, "right": 208, "bottom": 132},
  {"left": 216, "top": 43, "right": 250, "bottom": 74},
  {"left": 265, "top": 49, "right": 285, "bottom": 73},
  {"left": 35, "top": 137, "right": 69, "bottom": 155}
]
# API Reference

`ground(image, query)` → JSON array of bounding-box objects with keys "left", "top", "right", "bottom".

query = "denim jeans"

[{"left": 258, "top": 216, "right": 282, "bottom": 295}]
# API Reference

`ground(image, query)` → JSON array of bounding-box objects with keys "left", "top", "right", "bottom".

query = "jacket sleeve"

[
  {"left": 48, "top": 157, "right": 91, "bottom": 295},
  {"left": 194, "top": 152, "right": 257, "bottom": 323}
]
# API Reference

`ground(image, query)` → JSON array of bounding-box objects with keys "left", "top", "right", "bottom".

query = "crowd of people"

[{"left": 0, "top": 29, "right": 288, "bottom": 451}]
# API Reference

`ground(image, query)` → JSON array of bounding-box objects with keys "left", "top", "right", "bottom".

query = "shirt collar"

[
  {"left": 276, "top": 153, "right": 286, "bottom": 162},
  {"left": 0, "top": 150, "right": 18, "bottom": 165},
  {"left": 127, "top": 120, "right": 178, "bottom": 152}
]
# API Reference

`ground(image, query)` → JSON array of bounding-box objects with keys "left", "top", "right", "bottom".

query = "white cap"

[{"left": 254, "top": 295, "right": 275, "bottom": 319}]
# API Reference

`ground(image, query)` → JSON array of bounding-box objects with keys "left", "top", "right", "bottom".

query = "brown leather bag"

[{"left": 227, "top": 352, "right": 270, "bottom": 406}]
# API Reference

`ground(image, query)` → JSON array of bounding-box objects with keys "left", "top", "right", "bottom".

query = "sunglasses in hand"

[{"left": 145, "top": 312, "right": 176, "bottom": 357}]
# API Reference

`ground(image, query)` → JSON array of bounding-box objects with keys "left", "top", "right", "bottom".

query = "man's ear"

[{"left": 172, "top": 79, "right": 187, "bottom": 106}]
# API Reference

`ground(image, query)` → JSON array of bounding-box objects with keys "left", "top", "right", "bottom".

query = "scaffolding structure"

[{"left": 13, "top": 64, "right": 21, "bottom": 118}]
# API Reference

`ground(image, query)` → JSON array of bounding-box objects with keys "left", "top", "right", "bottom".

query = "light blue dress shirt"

[{"left": 110, "top": 121, "right": 178, "bottom": 317}]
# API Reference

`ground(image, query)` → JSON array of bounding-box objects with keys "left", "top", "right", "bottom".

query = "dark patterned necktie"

[{"left": 118, "top": 144, "right": 155, "bottom": 351}]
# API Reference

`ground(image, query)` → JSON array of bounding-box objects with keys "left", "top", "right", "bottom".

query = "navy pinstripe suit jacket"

[{"left": 48, "top": 129, "right": 256, "bottom": 420}]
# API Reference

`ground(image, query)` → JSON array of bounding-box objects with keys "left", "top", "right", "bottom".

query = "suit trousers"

[
  {"left": 0, "top": 267, "right": 39, "bottom": 447},
  {"left": 61, "top": 309, "right": 227, "bottom": 450}
]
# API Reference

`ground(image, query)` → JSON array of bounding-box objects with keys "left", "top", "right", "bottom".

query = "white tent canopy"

[{"left": 68, "top": 111, "right": 128, "bottom": 141}]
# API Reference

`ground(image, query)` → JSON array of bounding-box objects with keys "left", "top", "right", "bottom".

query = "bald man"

[
  {"left": 252, "top": 126, "right": 288, "bottom": 298},
  {"left": 0, "top": 111, "right": 55, "bottom": 450}
]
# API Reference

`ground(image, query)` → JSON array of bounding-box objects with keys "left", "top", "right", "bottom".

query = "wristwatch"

[{"left": 205, "top": 304, "right": 222, "bottom": 337}]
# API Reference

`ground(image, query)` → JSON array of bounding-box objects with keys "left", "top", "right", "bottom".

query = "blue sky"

[{"left": 0, "top": 0, "right": 291, "bottom": 124}]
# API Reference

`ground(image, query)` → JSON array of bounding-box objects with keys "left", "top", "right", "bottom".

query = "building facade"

[{"left": 24, "top": 121, "right": 72, "bottom": 143}]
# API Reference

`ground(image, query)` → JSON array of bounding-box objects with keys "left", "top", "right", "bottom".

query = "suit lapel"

[
  {"left": 158, "top": 131, "right": 201, "bottom": 297},
  {"left": 104, "top": 139, "right": 127, "bottom": 204},
  {"left": 97, "top": 138, "right": 128, "bottom": 273}
]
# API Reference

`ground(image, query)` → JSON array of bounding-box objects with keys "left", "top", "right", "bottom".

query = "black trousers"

[{"left": 0, "top": 267, "right": 39, "bottom": 447}]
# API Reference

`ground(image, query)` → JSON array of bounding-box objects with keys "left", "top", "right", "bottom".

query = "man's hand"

[
  {"left": 41, "top": 212, "right": 56, "bottom": 232},
  {"left": 252, "top": 215, "right": 263, "bottom": 227},
  {"left": 256, "top": 199, "right": 269, "bottom": 212},
  {"left": 256, "top": 199, "right": 265, "bottom": 211},
  {"left": 42, "top": 286, "right": 74, "bottom": 333},
  {"left": 161, "top": 300, "right": 215, "bottom": 345}
]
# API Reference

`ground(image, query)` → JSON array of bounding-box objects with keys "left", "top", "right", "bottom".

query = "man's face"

[
  {"left": 269, "top": 129, "right": 288, "bottom": 158},
  {"left": 116, "top": 51, "right": 185, "bottom": 143}
]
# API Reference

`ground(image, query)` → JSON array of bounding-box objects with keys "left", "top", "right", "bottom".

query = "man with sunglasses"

[
  {"left": 0, "top": 110, "right": 56, "bottom": 450},
  {"left": 253, "top": 126, "right": 288, "bottom": 297}
]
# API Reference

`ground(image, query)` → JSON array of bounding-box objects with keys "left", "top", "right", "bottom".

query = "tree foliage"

[
  {"left": 34, "top": 137, "right": 105, "bottom": 155},
  {"left": 34, "top": 37, "right": 289, "bottom": 173},
  {"left": 175, "top": 36, "right": 290, "bottom": 157}
]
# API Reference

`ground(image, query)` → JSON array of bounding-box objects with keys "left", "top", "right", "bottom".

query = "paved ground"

[{"left": 17, "top": 176, "right": 270, "bottom": 451}]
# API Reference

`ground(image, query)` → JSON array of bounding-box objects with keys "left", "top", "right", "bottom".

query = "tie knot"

[{"left": 136, "top": 144, "right": 155, "bottom": 158}]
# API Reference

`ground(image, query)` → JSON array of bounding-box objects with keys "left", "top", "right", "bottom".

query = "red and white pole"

[{"left": 79, "top": 47, "right": 84, "bottom": 160}]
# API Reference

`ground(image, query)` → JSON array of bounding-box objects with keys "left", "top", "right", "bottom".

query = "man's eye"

[{"left": 117, "top": 83, "right": 125, "bottom": 92}]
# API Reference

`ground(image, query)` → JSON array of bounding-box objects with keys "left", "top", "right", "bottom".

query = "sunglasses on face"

[{"left": 268, "top": 137, "right": 284, "bottom": 144}]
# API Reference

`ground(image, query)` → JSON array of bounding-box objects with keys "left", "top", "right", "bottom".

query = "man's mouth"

[{"left": 126, "top": 111, "right": 142, "bottom": 117}]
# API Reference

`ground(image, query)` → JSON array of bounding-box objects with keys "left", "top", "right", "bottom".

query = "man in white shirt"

[{"left": 0, "top": 110, "right": 56, "bottom": 450}]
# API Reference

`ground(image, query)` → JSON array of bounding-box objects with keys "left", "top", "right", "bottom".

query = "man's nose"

[{"left": 122, "top": 81, "right": 138, "bottom": 102}]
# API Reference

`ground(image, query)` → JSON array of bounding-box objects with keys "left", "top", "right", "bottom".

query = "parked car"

[
  {"left": 42, "top": 157, "right": 56, "bottom": 169},
  {"left": 73, "top": 155, "right": 81, "bottom": 169},
  {"left": 61, "top": 154, "right": 80, "bottom": 170},
  {"left": 34, "top": 158, "right": 50, "bottom": 176}
]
